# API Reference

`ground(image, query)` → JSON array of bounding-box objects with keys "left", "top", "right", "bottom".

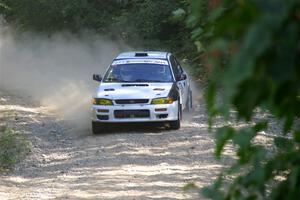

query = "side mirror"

[
  {"left": 177, "top": 74, "right": 187, "bottom": 81},
  {"left": 93, "top": 74, "right": 102, "bottom": 82}
]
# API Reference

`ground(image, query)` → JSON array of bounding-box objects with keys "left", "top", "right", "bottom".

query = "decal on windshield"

[{"left": 112, "top": 59, "right": 169, "bottom": 66}]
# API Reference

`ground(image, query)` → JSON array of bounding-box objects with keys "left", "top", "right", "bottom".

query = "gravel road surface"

[{"left": 0, "top": 90, "right": 248, "bottom": 200}]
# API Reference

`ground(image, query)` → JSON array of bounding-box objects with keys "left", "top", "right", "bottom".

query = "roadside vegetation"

[
  {"left": 0, "top": 126, "right": 31, "bottom": 171},
  {"left": 183, "top": 0, "right": 300, "bottom": 199},
  {"left": 0, "top": 105, "right": 31, "bottom": 171}
]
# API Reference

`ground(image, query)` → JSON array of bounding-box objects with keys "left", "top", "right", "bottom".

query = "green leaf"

[
  {"left": 194, "top": 40, "right": 205, "bottom": 52},
  {"left": 283, "top": 115, "right": 293, "bottom": 134},
  {"left": 243, "top": 165, "right": 266, "bottom": 188},
  {"left": 274, "top": 137, "right": 294, "bottom": 151},
  {"left": 202, "top": 187, "right": 217, "bottom": 199},
  {"left": 215, "top": 126, "right": 235, "bottom": 158},
  {"left": 202, "top": 175, "right": 224, "bottom": 200},
  {"left": 191, "top": 27, "right": 204, "bottom": 40},
  {"left": 208, "top": 6, "right": 225, "bottom": 22},
  {"left": 172, "top": 8, "right": 186, "bottom": 23},
  {"left": 293, "top": 129, "right": 300, "bottom": 144},
  {"left": 253, "top": 146, "right": 267, "bottom": 161},
  {"left": 233, "top": 129, "right": 259, "bottom": 164},
  {"left": 233, "top": 128, "right": 256, "bottom": 148},
  {"left": 288, "top": 167, "right": 300, "bottom": 190},
  {"left": 172, "top": 8, "right": 186, "bottom": 18},
  {"left": 205, "top": 83, "right": 217, "bottom": 128},
  {"left": 253, "top": 121, "right": 268, "bottom": 132},
  {"left": 209, "top": 39, "right": 229, "bottom": 52}
]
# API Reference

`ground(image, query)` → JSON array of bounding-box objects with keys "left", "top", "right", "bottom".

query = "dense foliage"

[
  {"left": 0, "top": 0, "right": 198, "bottom": 69},
  {"left": 186, "top": 0, "right": 300, "bottom": 199}
]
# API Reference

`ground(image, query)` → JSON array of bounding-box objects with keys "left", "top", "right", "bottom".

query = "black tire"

[
  {"left": 92, "top": 121, "right": 104, "bottom": 134},
  {"left": 185, "top": 89, "right": 193, "bottom": 112},
  {"left": 169, "top": 103, "right": 181, "bottom": 130}
]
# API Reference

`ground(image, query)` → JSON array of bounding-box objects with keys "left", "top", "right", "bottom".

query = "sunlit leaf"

[{"left": 172, "top": 8, "right": 186, "bottom": 21}]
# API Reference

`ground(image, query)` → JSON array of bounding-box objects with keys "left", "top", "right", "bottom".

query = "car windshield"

[{"left": 103, "top": 63, "right": 173, "bottom": 83}]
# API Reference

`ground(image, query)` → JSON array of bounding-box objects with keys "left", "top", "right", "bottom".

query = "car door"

[
  {"left": 175, "top": 58, "right": 189, "bottom": 109},
  {"left": 176, "top": 60, "right": 189, "bottom": 108},
  {"left": 170, "top": 55, "right": 188, "bottom": 109}
]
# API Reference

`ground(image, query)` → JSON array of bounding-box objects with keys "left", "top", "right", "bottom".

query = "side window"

[
  {"left": 175, "top": 57, "right": 184, "bottom": 75},
  {"left": 170, "top": 55, "right": 180, "bottom": 78}
]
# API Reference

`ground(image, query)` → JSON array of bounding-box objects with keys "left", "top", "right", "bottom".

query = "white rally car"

[{"left": 91, "top": 51, "right": 192, "bottom": 133}]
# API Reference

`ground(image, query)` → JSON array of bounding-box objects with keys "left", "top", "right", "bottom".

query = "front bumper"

[{"left": 91, "top": 101, "right": 179, "bottom": 123}]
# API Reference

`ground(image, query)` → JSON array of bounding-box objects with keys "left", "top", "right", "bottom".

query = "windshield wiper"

[
  {"left": 134, "top": 79, "right": 164, "bottom": 82},
  {"left": 106, "top": 78, "right": 132, "bottom": 83}
]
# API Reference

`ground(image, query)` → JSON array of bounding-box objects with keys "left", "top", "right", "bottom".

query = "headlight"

[
  {"left": 151, "top": 97, "right": 174, "bottom": 104},
  {"left": 92, "top": 98, "right": 113, "bottom": 105}
]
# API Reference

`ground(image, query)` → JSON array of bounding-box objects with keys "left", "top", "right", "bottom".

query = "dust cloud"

[{"left": 0, "top": 23, "right": 129, "bottom": 130}]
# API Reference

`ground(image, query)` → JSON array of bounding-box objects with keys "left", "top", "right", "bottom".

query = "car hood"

[{"left": 95, "top": 82, "right": 173, "bottom": 100}]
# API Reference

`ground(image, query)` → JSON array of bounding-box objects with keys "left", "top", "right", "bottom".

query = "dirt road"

[{"left": 0, "top": 91, "right": 234, "bottom": 200}]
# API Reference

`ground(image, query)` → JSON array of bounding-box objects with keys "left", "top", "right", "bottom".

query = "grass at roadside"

[
  {"left": 0, "top": 103, "right": 31, "bottom": 172},
  {"left": 0, "top": 126, "right": 31, "bottom": 172}
]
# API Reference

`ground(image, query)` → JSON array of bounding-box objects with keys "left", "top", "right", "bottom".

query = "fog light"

[
  {"left": 97, "top": 115, "right": 109, "bottom": 120},
  {"left": 155, "top": 108, "right": 167, "bottom": 112},
  {"left": 97, "top": 109, "right": 109, "bottom": 113},
  {"left": 158, "top": 114, "right": 168, "bottom": 119}
]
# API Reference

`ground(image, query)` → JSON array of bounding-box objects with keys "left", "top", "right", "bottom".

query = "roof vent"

[{"left": 135, "top": 52, "right": 148, "bottom": 57}]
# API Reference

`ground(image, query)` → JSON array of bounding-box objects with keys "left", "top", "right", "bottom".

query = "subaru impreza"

[{"left": 91, "top": 51, "right": 192, "bottom": 133}]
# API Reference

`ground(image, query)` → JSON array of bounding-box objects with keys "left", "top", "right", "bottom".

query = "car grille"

[
  {"left": 115, "top": 99, "right": 149, "bottom": 104},
  {"left": 114, "top": 110, "right": 150, "bottom": 119}
]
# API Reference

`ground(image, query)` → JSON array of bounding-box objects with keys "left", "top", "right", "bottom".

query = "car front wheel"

[
  {"left": 169, "top": 102, "right": 181, "bottom": 130},
  {"left": 185, "top": 89, "right": 193, "bottom": 112}
]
